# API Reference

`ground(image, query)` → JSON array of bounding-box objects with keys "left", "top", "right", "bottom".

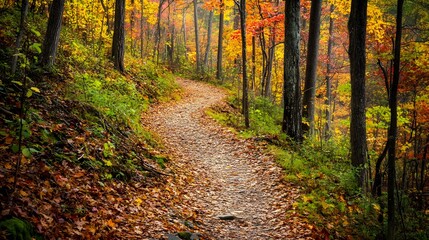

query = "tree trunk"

[
  {"left": 282, "top": 0, "right": 302, "bottom": 142},
  {"left": 140, "top": 0, "right": 144, "bottom": 58},
  {"left": 216, "top": 7, "right": 224, "bottom": 79},
  {"left": 203, "top": 10, "right": 214, "bottom": 70},
  {"left": 154, "top": 0, "right": 163, "bottom": 63},
  {"left": 193, "top": 0, "right": 201, "bottom": 72},
  {"left": 302, "top": 0, "right": 322, "bottom": 135},
  {"left": 324, "top": 4, "right": 334, "bottom": 140},
  {"left": 40, "top": 0, "right": 65, "bottom": 69},
  {"left": 251, "top": 35, "right": 256, "bottom": 91},
  {"left": 348, "top": 0, "right": 368, "bottom": 189},
  {"left": 216, "top": 4, "right": 224, "bottom": 80},
  {"left": 112, "top": 0, "right": 125, "bottom": 73},
  {"left": 387, "top": 0, "right": 404, "bottom": 238},
  {"left": 130, "top": 0, "right": 136, "bottom": 56},
  {"left": 182, "top": 8, "right": 188, "bottom": 60},
  {"left": 11, "top": 0, "right": 29, "bottom": 75},
  {"left": 239, "top": 0, "right": 249, "bottom": 128}
]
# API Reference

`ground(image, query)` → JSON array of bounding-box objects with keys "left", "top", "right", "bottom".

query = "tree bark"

[
  {"left": 251, "top": 35, "right": 256, "bottom": 91},
  {"left": 183, "top": 8, "right": 188, "bottom": 61},
  {"left": 154, "top": 0, "right": 164, "bottom": 63},
  {"left": 387, "top": 0, "right": 404, "bottom": 238},
  {"left": 40, "top": 0, "right": 65, "bottom": 69},
  {"left": 324, "top": 4, "right": 334, "bottom": 140},
  {"left": 239, "top": 0, "right": 249, "bottom": 128},
  {"left": 193, "top": 0, "right": 201, "bottom": 72},
  {"left": 112, "top": 0, "right": 125, "bottom": 73},
  {"left": 140, "top": 0, "right": 144, "bottom": 58},
  {"left": 11, "top": 0, "right": 29, "bottom": 75},
  {"left": 203, "top": 10, "right": 214, "bottom": 70},
  {"left": 302, "top": 0, "right": 322, "bottom": 135},
  {"left": 348, "top": 0, "right": 368, "bottom": 189},
  {"left": 130, "top": 0, "right": 136, "bottom": 56},
  {"left": 216, "top": 4, "right": 224, "bottom": 80},
  {"left": 282, "top": 0, "right": 302, "bottom": 141}
]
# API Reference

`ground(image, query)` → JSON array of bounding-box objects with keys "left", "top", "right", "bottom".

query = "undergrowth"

[{"left": 206, "top": 95, "right": 429, "bottom": 239}]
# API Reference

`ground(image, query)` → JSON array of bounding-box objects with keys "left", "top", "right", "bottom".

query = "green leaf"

[
  {"left": 30, "top": 43, "right": 42, "bottom": 54},
  {"left": 26, "top": 89, "right": 33, "bottom": 98},
  {"left": 103, "top": 160, "right": 113, "bottom": 167},
  {"left": 11, "top": 144, "right": 19, "bottom": 153},
  {"left": 30, "top": 28, "right": 41, "bottom": 37},
  {"left": 22, "top": 148, "right": 32, "bottom": 158},
  {"left": 11, "top": 81, "right": 23, "bottom": 86}
]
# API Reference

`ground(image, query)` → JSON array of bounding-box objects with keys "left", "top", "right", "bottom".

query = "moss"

[{"left": 0, "top": 217, "right": 32, "bottom": 240}]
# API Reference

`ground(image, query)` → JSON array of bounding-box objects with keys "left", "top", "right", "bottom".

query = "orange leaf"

[
  {"left": 73, "top": 171, "right": 85, "bottom": 178},
  {"left": 4, "top": 163, "right": 12, "bottom": 170},
  {"left": 106, "top": 219, "right": 116, "bottom": 228}
]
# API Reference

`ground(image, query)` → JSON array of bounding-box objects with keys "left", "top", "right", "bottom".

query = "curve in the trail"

[{"left": 145, "top": 78, "right": 312, "bottom": 239}]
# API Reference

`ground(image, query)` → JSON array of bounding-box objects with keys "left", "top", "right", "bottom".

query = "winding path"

[{"left": 144, "top": 78, "right": 313, "bottom": 239}]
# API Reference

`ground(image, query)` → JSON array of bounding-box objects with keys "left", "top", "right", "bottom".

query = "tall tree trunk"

[
  {"left": 216, "top": 3, "right": 224, "bottom": 80},
  {"left": 239, "top": 0, "right": 249, "bottom": 128},
  {"left": 387, "top": 0, "right": 404, "bottom": 238},
  {"left": 282, "top": 0, "right": 302, "bottom": 142},
  {"left": 264, "top": 34, "right": 274, "bottom": 98},
  {"left": 193, "top": 0, "right": 201, "bottom": 72},
  {"left": 140, "top": 0, "right": 144, "bottom": 58},
  {"left": 302, "top": 0, "right": 322, "bottom": 135},
  {"left": 324, "top": 4, "right": 334, "bottom": 140},
  {"left": 203, "top": 10, "right": 214, "bottom": 70},
  {"left": 182, "top": 8, "right": 188, "bottom": 61},
  {"left": 154, "top": 0, "right": 163, "bottom": 63},
  {"left": 112, "top": 0, "right": 125, "bottom": 73},
  {"left": 11, "top": 0, "right": 29, "bottom": 75},
  {"left": 251, "top": 35, "right": 256, "bottom": 91},
  {"left": 348, "top": 0, "right": 368, "bottom": 189},
  {"left": 130, "top": 0, "right": 136, "bottom": 56},
  {"left": 263, "top": 0, "right": 280, "bottom": 99},
  {"left": 40, "top": 0, "right": 65, "bottom": 69}
]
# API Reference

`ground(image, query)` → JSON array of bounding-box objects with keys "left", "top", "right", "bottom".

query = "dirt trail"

[{"left": 144, "top": 78, "right": 313, "bottom": 239}]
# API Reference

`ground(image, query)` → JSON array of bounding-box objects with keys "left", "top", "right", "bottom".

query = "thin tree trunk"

[
  {"left": 130, "top": 0, "right": 136, "bottom": 56},
  {"left": 182, "top": 8, "right": 188, "bottom": 61},
  {"left": 154, "top": 0, "right": 163, "bottom": 63},
  {"left": 348, "top": 0, "right": 368, "bottom": 189},
  {"left": 11, "top": 0, "right": 29, "bottom": 75},
  {"left": 302, "top": 0, "right": 322, "bottom": 135},
  {"left": 324, "top": 4, "right": 334, "bottom": 140},
  {"left": 387, "top": 0, "right": 404, "bottom": 238},
  {"left": 282, "top": 0, "right": 302, "bottom": 141},
  {"left": 239, "top": 0, "right": 249, "bottom": 128},
  {"left": 251, "top": 35, "right": 256, "bottom": 91},
  {"left": 140, "top": 0, "right": 144, "bottom": 58},
  {"left": 216, "top": 3, "right": 224, "bottom": 80},
  {"left": 112, "top": 0, "right": 125, "bottom": 73},
  {"left": 203, "top": 10, "right": 214, "bottom": 70},
  {"left": 40, "top": 0, "right": 65, "bottom": 69},
  {"left": 193, "top": 0, "right": 201, "bottom": 72}
]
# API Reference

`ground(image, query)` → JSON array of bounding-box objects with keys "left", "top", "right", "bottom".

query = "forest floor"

[{"left": 143, "top": 78, "right": 314, "bottom": 239}]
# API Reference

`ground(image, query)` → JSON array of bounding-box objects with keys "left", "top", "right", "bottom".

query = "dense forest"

[{"left": 0, "top": 0, "right": 429, "bottom": 239}]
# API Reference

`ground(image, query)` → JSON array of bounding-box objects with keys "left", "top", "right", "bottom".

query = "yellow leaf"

[
  {"left": 135, "top": 198, "right": 143, "bottom": 207},
  {"left": 372, "top": 203, "right": 381, "bottom": 212},
  {"left": 20, "top": 190, "right": 29, "bottom": 197},
  {"left": 30, "top": 87, "right": 40, "bottom": 93},
  {"left": 103, "top": 160, "right": 112, "bottom": 167}
]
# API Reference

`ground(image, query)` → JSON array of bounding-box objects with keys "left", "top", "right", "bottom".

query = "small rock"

[
  {"left": 217, "top": 214, "right": 236, "bottom": 220},
  {"left": 167, "top": 234, "right": 181, "bottom": 240}
]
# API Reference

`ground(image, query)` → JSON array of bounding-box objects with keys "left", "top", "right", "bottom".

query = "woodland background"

[{"left": 0, "top": 0, "right": 429, "bottom": 239}]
